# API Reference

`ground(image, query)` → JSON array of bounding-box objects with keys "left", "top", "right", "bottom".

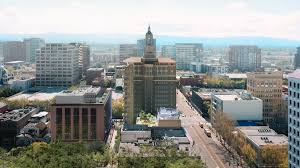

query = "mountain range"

[{"left": 0, "top": 33, "right": 299, "bottom": 48}]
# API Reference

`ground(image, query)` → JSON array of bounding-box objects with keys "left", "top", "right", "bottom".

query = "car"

[
  {"left": 204, "top": 128, "right": 212, "bottom": 137},
  {"left": 199, "top": 123, "right": 204, "bottom": 128}
]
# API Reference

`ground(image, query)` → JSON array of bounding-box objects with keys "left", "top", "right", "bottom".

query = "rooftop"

[
  {"left": 122, "top": 124, "right": 150, "bottom": 131},
  {"left": 214, "top": 92, "right": 260, "bottom": 101},
  {"left": 289, "top": 69, "right": 300, "bottom": 79},
  {"left": 237, "top": 126, "right": 288, "bottom": 146},
  {"left": 151, "top": 127, "right": 187, "bottom": 139},
  {"left": 123, "top": 57, "right": 175, "bottom": 64},
  {"left": 87, "top": 68, "right": 104, "bottom": 71},
  {"left": 0, "top": 107, "right": 37, "bottom": 122},
  {"left": 61, "top": 86, "right": 101, "bottom": 96},
  {"left": 224, "top": 73, "right": 247, "bottom": 79},
  {"left": 157, "top": 107, "right": 180, "bottom": 120}
]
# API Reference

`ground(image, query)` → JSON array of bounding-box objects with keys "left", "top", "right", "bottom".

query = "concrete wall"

[
  {"left": 120, "top": 130, "right": 151, "bottom": 143},
  {"left": 222, "top": 100, "right": 263, "bottom": 121}
]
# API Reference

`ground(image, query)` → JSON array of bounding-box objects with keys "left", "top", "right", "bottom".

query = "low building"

[
  {"left": 212, "top": 92, "right": 263, "bottom": 122},
  {"left": 201, "top": 63, "right": 229, "bottom": 74},
  {"left": 86, "top": 68, "right": 104, "bottom": 85},
  {"left": 157, "top": 107, "right": 181, "bottom": 128},
  {"left": 191, "top": 91, "right": 212, "bottom": 118},
  {"left": 121, "top": 124, "right": 151, "bottom": 143},
  {"left": 51, "top": 86, "right": 112, "bottom": 142},
  {"left": 179, "top": 74, "right": 203, "bottom": 87},
  {"left": 120, "top": 124, "right": 191, "bottom": 151},
  {"left": 237, "top": 126, "right": 288, "bottom": 167},
  {"left": 16, "top": 111, "right": 51, "bottom": 146},
  {"left": 222, "top": 73, "right": 247, "bottom": 81},
  {"left": 0, "top": 107, "right": 39, "bottom": 149},
  {"left": 9, "top": 77, "right": 35, "bottom": 91}
]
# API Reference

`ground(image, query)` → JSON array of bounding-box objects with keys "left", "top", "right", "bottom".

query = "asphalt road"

[{"left": 177, "top": 90, "right": 237, "bottom": 168}]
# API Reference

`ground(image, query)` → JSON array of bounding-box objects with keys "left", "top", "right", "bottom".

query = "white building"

[
  {"left": 175, "top": 43, "right": 203, "bottom": 70},
  {"left": 9, "top": 77, "right": 34, "bottom": 91},
  {"left": 24, "top": 38, "right": 45, "bottom": 63},
  {"left": 288, "top": 70, "right": 300, "bottom": 168},
  {"left": 212, "top": 92, "right": 263, "bottom": 121},
  {"left": 35, "top": 43, "right": 80, "bottom": 87}
]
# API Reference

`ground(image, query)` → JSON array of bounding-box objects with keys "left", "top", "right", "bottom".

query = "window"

[
  {"left": 73, "top": 108, "right": 79, "bottom": 139},
  {"left": 56, "top": 108, "right": 62, "bottom": 139}
]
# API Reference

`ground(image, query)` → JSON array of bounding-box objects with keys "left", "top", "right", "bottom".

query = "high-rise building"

[
  {"left": 51, "top": 86, "right": 112, "bottom": 142},
  {"left": 247, "top": 71, "right": 286, "bottom": 133},
  {"left": 119, "top": 44, "right": 137, "bottom": 64},
  {"left": 24, "top": 38, "right": 45, "bottom": 63},
  {"left": 35, "top": 43, "right": 80, "bottom": 87},
  {"left": 123, "top": 26, "right": 177, "bottom": 124},
  {"left": 229, "top": 45, "right": 261, "bottom": 72},
  {"left": 69, "top": 43, "right": 90, "bottom": 77},
  {"left": 175, "top": 43, "right": 203, "bottom": 70},
  {"left": 0, "top": 42, "right": 3, "bottom": 63},
  {"left": 161, "top": 45, "right": 176, "bottom": 59},
  {"left": 294, "top": 47, "right": 300, "bottom": 69},
  {"left": 3, "top": 41, "right": 26, "bottom": 62},
  {"left": 287, "top": 69, "right": 300, "bottom": 168},
  {"left": 137, "top": 39, "right": 156, "bottom": 57}
]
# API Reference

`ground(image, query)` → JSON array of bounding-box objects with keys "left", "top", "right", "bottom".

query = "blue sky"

[{"left": 0, "top": 0, "right": 299, "bottom": 39}]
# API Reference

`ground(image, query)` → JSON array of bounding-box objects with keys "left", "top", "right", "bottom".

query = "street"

[{"left": 177, "top": 90, "right": 237, "bottom": 168}]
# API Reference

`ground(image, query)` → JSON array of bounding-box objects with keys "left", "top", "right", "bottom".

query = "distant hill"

[{"left": 0, "top": 33, "right": 299, "bottom": 48}]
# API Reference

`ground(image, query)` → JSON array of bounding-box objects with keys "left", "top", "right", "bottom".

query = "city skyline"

[{"left": 0, "top": 0, "right": 299, "bottom": 40}]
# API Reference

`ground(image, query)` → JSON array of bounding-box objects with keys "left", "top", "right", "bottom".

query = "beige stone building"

[
  {"left": 123, "top": 27, "right": 177, "bottom": 124},
  {"left": 247, "top": 71, "right": 286, "bottom": 132}
]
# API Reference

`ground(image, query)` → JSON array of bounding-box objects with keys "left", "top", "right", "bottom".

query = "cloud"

[{"left": 0, "top": 0, "right": 299, "bottom": 40}]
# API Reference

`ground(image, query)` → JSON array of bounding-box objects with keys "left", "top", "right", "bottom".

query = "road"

[{"left": 177, "top": 90, "right": 236, "bottom": 168}]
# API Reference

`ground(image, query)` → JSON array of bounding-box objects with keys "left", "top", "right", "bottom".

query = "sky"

[{"left": 0, "top": 0, "right": 300, "bottom": 40}]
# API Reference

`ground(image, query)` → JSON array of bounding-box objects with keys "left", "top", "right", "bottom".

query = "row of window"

[
  {"left": 289, "top": 109, "right": 300, "bottom": 119},
  {"left": 289, "top": 81, "right": 300, "bottom": 89},
  {"left": 289, "top": 117, "right": 300, "bottom": 127}
]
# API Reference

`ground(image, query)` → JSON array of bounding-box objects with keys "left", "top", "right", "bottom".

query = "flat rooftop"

[
  {"left": 214, "top": 92, "right": 260, "bottom": 101},
  {"left": 224, "top": 73, "right": 247, "bottom": 79},
  {"left": 195, "top": 92, "right": 212, "bottom": 100},
  {"left": 0, "top": 107, "right": 36, "bottom": 122},
  {"left": 123, "top": 57, "right": 175, "bottom": 63},
  {"left": 237, "top": 126, "right": 288, "bottom": 146},
  {"left": 60, "top": 86, "right": 101, "bottom": 96},
  {"left": 289, "top": 69, "right": 300, "bottom": 79},
  {"left": 157, "top": 107, "right": 179, "bottom": 120},
  {"left": 7, "top": 90, "right": 63, "bottom": 101}
]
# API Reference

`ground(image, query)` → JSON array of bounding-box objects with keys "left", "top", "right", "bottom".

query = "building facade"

[
  {"left": 137, "top": 39, "right": 156, "bottom": 57},
  {"left": 247, "top": 71, "right": 286, "bottom": 133},
  {"left": 119, "top": 44, "right": 137, "bottom": 64},
  {"left": 211, "top": 92, "right": 263, "bottom": 122},
  {"left": 175, "top": 43, "right": 203, "bottom": 70},
  {"left": 24, "top": 38, "right": 45, "bottom": 63},
  {"left": 0, "top": 107, "right": 39, "bottom": 149},
  {"left": 237, "top": 126, "right": 288, "bottom": 167},
  {"left": 288, "top": 70, "right": 300, "bottom": 168},
  {"left": 123, "top": 27, "right": 177, "bottom": 124},
  {"left": 161, "top": 45, "right": 176, "bottom": 59},
  {"left": 51, "top": 86, "right": 112, "bottom": 142},
  {"left": 228, "top": 45, "right": 261, "bottom": 72},
  {"left": 3, "top": 41, "right": 26, "bottom": 62},
  {"left": 35, "top": 43, "right": 80, "bottom": 87},
  {"left": 295, "top": 47, "right": 300, "bottom": 69}
]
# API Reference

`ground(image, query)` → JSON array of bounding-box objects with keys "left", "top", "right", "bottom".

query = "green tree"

[{"left": 112, "top": 98, "right": 125, "bottom": 119}]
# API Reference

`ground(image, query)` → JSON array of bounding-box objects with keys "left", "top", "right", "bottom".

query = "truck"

[{"left": 204, "top": 128, "right": 211, "bottom": 137}]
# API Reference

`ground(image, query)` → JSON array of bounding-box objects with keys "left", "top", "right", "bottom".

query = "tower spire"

[{"left": 148, "top": 25, "right": 151, "bottom": 32}]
